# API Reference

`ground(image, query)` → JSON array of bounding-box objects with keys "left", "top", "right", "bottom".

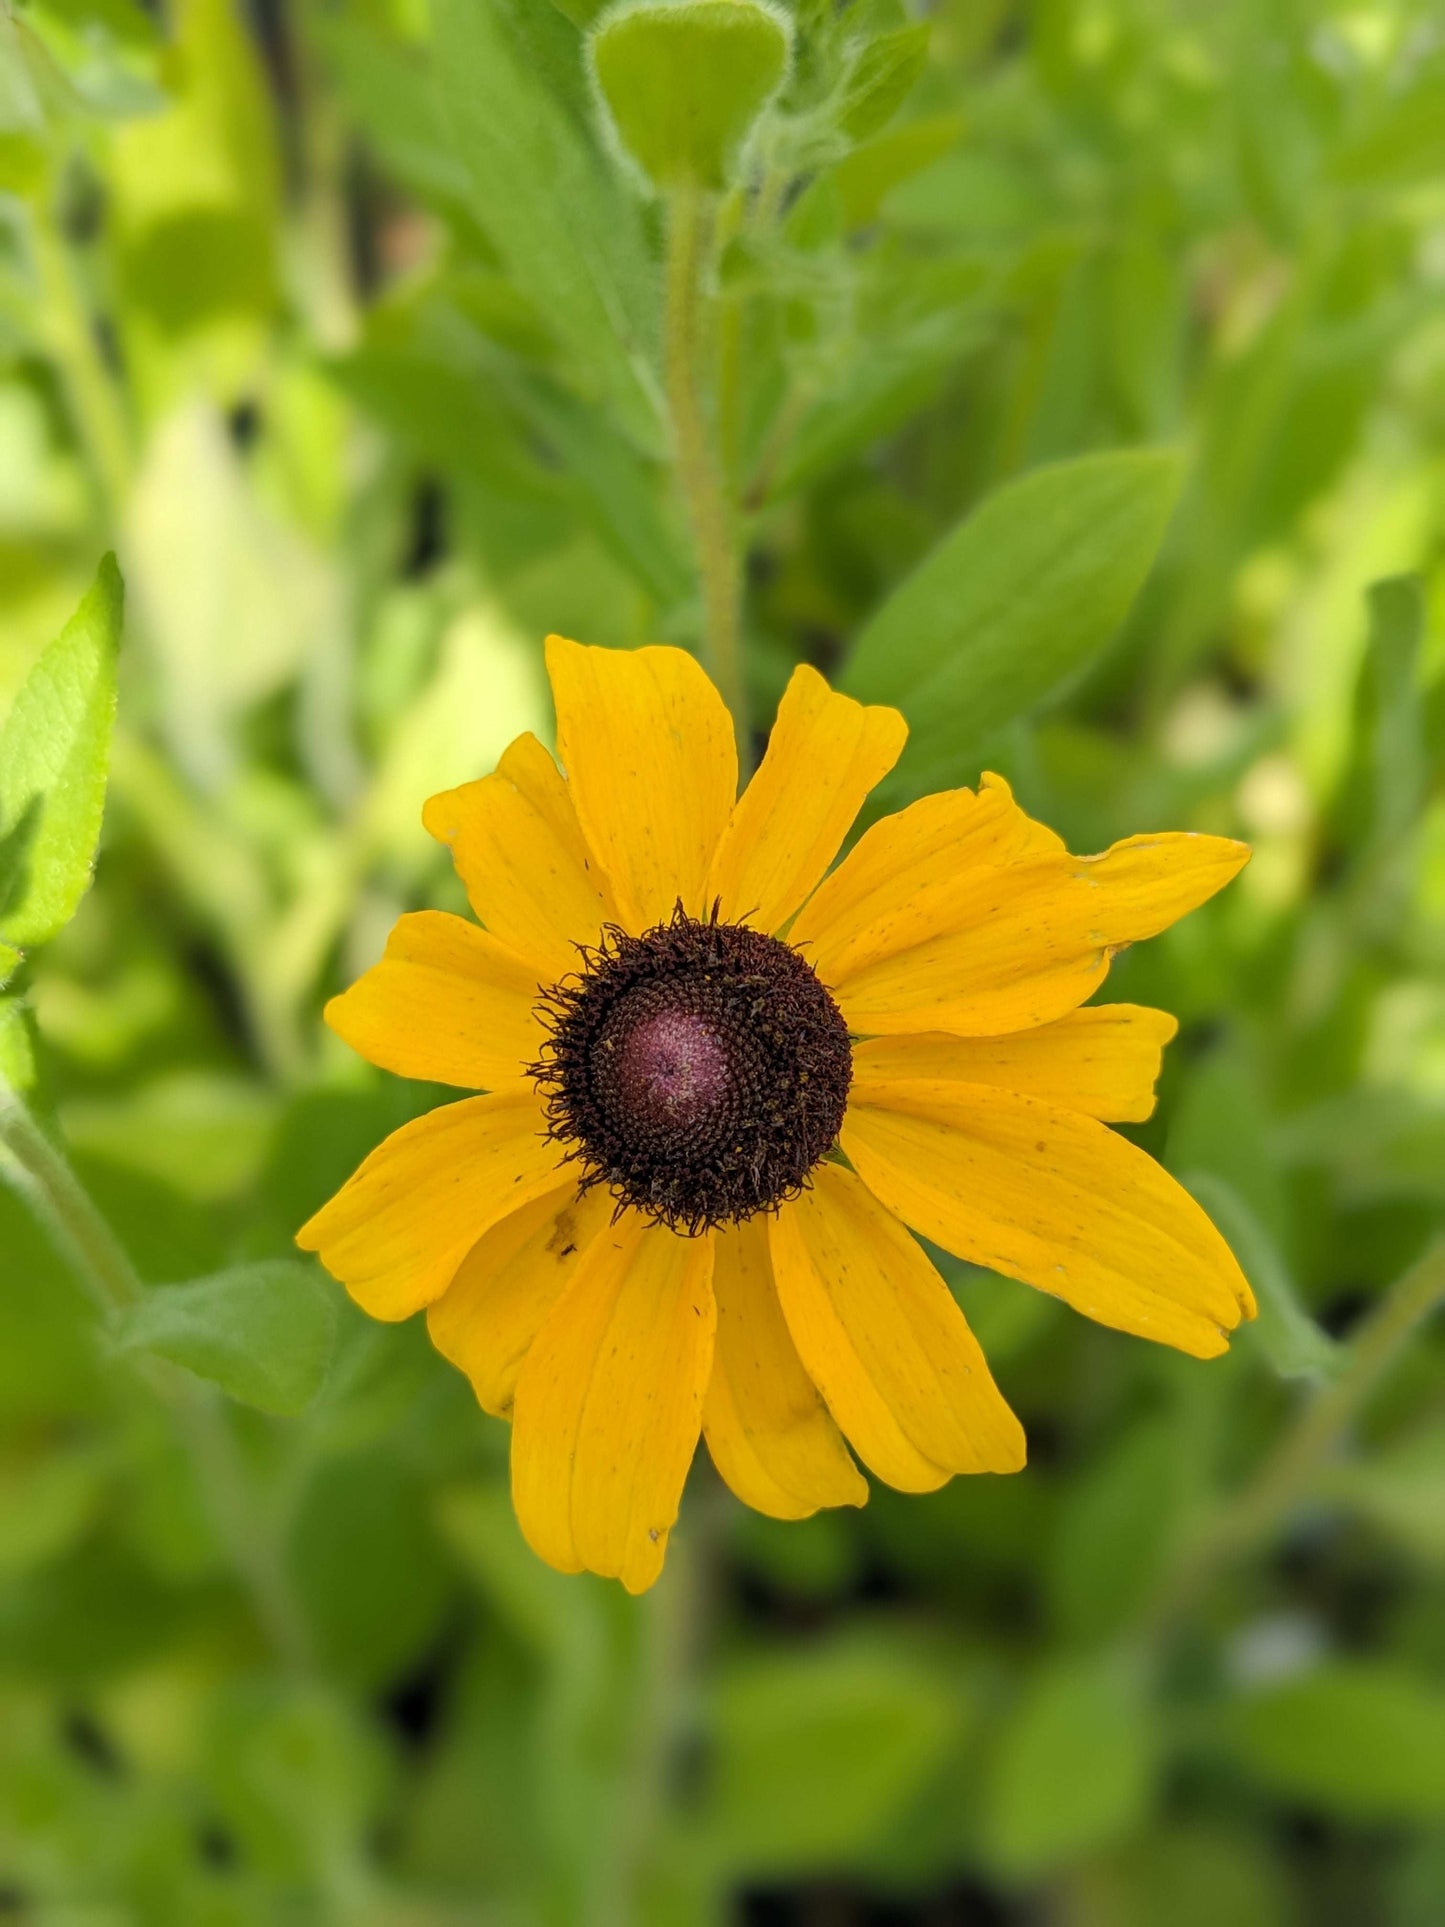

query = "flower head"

[{"left": 298, "top": 638, "right": 1255, "bottom": 1592}]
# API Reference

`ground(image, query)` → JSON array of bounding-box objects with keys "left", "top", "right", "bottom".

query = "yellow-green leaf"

[
  {"left": 590, "top": 0, "right": 790, "bottom": 193},
  {"left": 0, "top": 554, "right": 122, "bottom": 950}
]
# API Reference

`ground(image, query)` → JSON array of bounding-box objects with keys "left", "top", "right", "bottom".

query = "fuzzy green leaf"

[
  {"left": 1216, "top": 1663, "right": 1445, "bottom": 1823},
  {"left": 701, "top": 1636, "right": 956, "bottom": 1874},
  {"left": 1183, "top": 1172, "right": 1339, "bottom": 1384},
  {"left": 984, "top": 1655, "right": 1156, "bottom": 1877},
  {"left": 116, "top": 1261, "right": 339, "bottom": 1416},
  {"left": 0, "top": 996, "right": 36, "bottom": 1093},
  {"left": 432, "top": 0, "right": 662, "bottom": 447},
  {"left": 838, "top": 22, "right": 929, "bottom": 143},
  {"left": 0, "top": 555, "right": 122, "bottom": 950},
  {"left": 590, "top": 0, "right": 790, "bottom": 193},
  {"left": 844, "top": 449, "right": 1184, "bottom": 792}
]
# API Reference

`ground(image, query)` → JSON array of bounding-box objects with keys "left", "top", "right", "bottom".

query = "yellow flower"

[{"left": 298, "top": 637, "right": 1255, "bottom": 1592}]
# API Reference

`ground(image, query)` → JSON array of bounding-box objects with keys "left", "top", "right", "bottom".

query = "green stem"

[
  {"left": 664, "top": 182, "right": 750, "bottom": 763},
  {"left": 587, "top": 1474, "right": 727, "bottom": 1926},
  {"left": 1143, "top": 1240, "right": 1445, "bottom": 1640},
  {"left": 0, "top": 1080, "right": 311, "bottom": 1669},
  {"left": 0, "top": 1081, "right": 143, "bottom": 1315},
  {"left": 31, "top": 212, "right": 132, "bottom": 524}
]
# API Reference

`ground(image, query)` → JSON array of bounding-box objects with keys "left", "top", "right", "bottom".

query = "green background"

[{"left": 1, "top": 0, "right": 1443, "bottom": 1920}]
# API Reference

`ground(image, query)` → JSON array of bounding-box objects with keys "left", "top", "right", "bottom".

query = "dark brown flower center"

[{"left": 531, "top": 907, "right": 852, "bottom": 1235}]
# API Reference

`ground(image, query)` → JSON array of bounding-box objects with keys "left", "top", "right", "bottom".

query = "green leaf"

[
  {"left": 838, "top": 23, "right": 930, "bottom": 143},
  {"left": 770, "top": 310, "right": 987, "bottom": 501},
  {"left": 1046, "top": 1417, "right": 1182, "bottom": 1642},
  {"left": 1182, "top": 1171, "right": 1339, "bottom": 1383},
  {"left": 1167, "top": 1047, "right": 1290, "bottom": 1249},
  {"left": 0, "top": 941, "right": 18, "bottom": 991},
  {"left": 843, "top": 449, "right": 1184, "bottom": 793},
  {"left": 60, "top": 1072, "right": 281, "bottom": 1204},
  {"left": 550, "top": 0, "right": 611, "bottom": 23},
  {"left": 0, "top": 1445, "right": 107, "bottom": 1575},
  {"left": 984, "top": 1655, "right": 1156, "bottom": 1877},
  {"left": 700, "top": 1635, "right": 957, "bottom": 1875},
  {"left": 432, "top": 0, "right": 663, "bottom": 448},
  {"left": 0, "top": 996, "right": 36, "bottom": 1093},
  {"left": 1321, "top": 1420, "right": 1445, "bottom": 1569},
  {"left": 115, "top": 1260, "right": 339, "bottom": 1415},
  {"left": 0, "top": 554, "right": 122, "bottom": 950},
  {"left": 1216, "top": 1663, "right": 1445, "bottom": 1823},
  {"left": 203, "top": 1683, "right": 385, "bottom": 1886},
  {"left": 1363, "top": 573, "right": 1427, "bottom": 852},
  {"left": 590, "top": 0, "right": 791, "bottom": 194},
  {"left": 438, "top": 1481, "right": 608, "bottom": 1659},
  {"left": 110, "top": 0, "right": 282, "bottom": 336},
  {"left": 1331, "top": 68, "right": 1445, "bottom": 189},
  {"left": 289, "top": 1451, "right": 453, "bottom": 1689},
  {"left": 833, "top": 112, "right": 963, "bottom": 228},
  {"left": 309, "top": 14, "right": 473, "bottom": 212}
]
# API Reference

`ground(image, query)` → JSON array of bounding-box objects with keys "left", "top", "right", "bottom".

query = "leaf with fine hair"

[
  {"left": 590, "top": 0, "right": 791, "bottom": 194},
  {"left": 115, "top": 1261, "right": 339, "bottom": 1416},
  {"left": 431, "top": 0, "right": 663, "bottom": 450},
  {"left": 0, "top": 554, "right": 123, "bottom": 953},
  {"left": 843, "top": 449, "right": 1184, "bottom": 795}
]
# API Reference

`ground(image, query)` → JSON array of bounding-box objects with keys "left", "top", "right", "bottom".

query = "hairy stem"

[
  {"left": 0, "top": 1080, "right": 311, "bottom": 1669},
  {"left": 0, "top": 1081, "right": 143, "bottom": 1315},
  {"left": 664, "top": 182, "right": 750, "bottom": 762},
  {"left": 1144, "top": 1240, "right": 1445, "bottom": 1640},
  {"left": 31, "top": 214, "right": 132, "bottom": 524},
  {"left": 589, "top": 1473, "right": 725, "bottom": 1926}
]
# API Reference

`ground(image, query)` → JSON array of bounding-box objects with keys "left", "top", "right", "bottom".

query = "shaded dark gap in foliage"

[
  {"left": 61, "top": 1708, "right": 123, "bottom": 1778},
  {"left": 381, "top": 1618, "right": 467, "bottom": 1753},
  {"left": 227, "top": 400, "right": 263, "bottom": 453},
  {"left": 403, "top": 476, "right": 449, "bottom": 580},
  {"left": 196, "top": 1821, "right": 237, "bottom": 1870},
  {"left": 740, "top": 1877, "right": 1031, "bottom": 1925}
]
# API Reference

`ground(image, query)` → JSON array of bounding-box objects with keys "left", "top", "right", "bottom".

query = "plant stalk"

[
  {"left": 0, "top": 1080, "right": 312, "bottom": 1669},
  {"left": 0, "top": 1081, "right": 143, "bottom": 1315},
  {"left": 664, "top": 181, "right": 750, "bottom": 762},
  {"left": 1143, "top": 1240, "right": 1445, "bottom": 1640},
  {"left": 31, "top": 213, "right": 132, "bottom": 525}
]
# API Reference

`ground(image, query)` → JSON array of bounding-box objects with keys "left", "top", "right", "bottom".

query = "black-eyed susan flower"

[{"left": 298, "top": 638, "right": 1254, "bottom": 1592}]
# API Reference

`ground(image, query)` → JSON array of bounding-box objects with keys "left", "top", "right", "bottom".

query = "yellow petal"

[
  {"left": 545, "top": 635, "right": 738, "bottom": 931},
  {"left": 296, "top": 1087, "right": 564, "bottom": 1322},
  {"left": 830, "top": 833, "right": 1250, "bottom": 1037},
  {"left": 768, "top": 1164, "right": 1025, "bottom": 1492},
  {"left": 706, "top": 665, "right": 907, "bottom": 934},
  {"left": 426, "top": 1181, "right": 614, "bottom": 1416},
  {"left": 325, "top": 911, "right": 545, "bottom": 1090},
  {"left": 851, "top": 1004, "right": 1179, "bottom": 1124},
  {"left": 511, "top": 1214, "right": 716, "bottom": 1592},
  {"left": 842, "top": 1085, "right": 1256, "bottom": 1359},
  {"left": 423, "top": 731, "right": 617, "bottom": 982},
  {"left": 703, "top": 1215, "right": 868, "bottom": 1520},
  {"left": 790, "top": 771, "right": 1062, "bottom": 980}
]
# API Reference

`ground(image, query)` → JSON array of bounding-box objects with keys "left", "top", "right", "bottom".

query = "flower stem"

[
  {"left": 31, "top": 211, "right": 132, "bottom": 525},
  {"left": 1143, "top": 1239, "right": 1445, "bottom": 1640},
  {"left": 664, "top": 182, "right": 750, "bottom": 763},
  {"left": 588, "top": 1472, "right": 725, "bottom": 1925},
  {"left": 0, "top": 1078, "right": 312, "bottom": 1670},
  {"left": 0, "top": 1080, "right": 142, "bottom": 1315}
]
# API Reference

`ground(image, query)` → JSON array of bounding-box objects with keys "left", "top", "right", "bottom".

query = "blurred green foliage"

[{"left": 1, "top": 0, "right": 1444, "bottom": 1920}]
